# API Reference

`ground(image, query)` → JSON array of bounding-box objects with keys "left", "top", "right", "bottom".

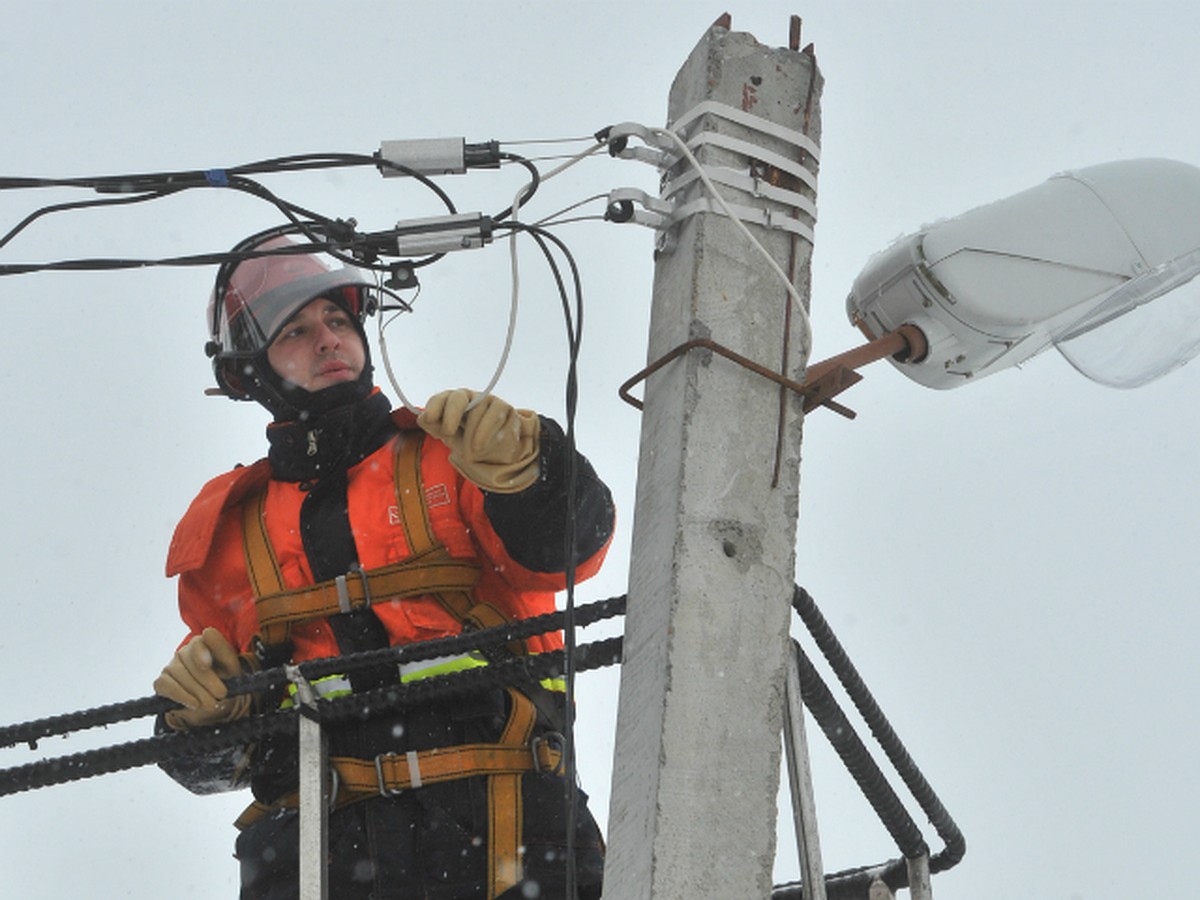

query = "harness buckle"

[
  {"left": 328, "top": 765, "right": 340, "bottom": 811},
  {"left": 374, "top": 750, "right": 423, "bottom": 796},
  {"left": 531, "top": 731, "right": 566, "bottom": 775},
  {"left": 351, "top": 562, "right": 373, "bottom": 608},
  {"left": 374, "top": 753, "right": 402, "bottom": 797}
]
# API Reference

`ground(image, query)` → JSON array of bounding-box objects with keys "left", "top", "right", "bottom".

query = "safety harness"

[{"left": 234, "top": 430, "right": 559, "bottom": 898}]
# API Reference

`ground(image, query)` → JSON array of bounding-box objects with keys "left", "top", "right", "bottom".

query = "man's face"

[{"left": 266, "top": 296, "right": 366, "bottom": 392}]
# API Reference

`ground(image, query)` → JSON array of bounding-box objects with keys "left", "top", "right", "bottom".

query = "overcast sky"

[{"left": 2, "top": 3, "right": 1198, "bottom": 898}]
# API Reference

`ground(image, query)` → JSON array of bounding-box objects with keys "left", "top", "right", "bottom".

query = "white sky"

[{"left": 2, "top": 3, "right": 1198, "bottom": 898}]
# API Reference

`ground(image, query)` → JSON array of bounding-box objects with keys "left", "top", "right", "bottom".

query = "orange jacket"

[{"left": 165, "top": 410, "right": 611, "bottom": 663}]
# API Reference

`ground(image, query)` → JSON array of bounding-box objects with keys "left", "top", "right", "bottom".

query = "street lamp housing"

[{"left": 846, "top": 158, "right": 1200, "bottom": 389}]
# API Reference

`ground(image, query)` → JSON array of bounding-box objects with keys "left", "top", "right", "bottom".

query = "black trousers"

[
  {"left": 235, "top": 772, "right": 605, "bottom": 899},
  {"left": 236, "top": 691, "right": 604, "bottom": 899}
]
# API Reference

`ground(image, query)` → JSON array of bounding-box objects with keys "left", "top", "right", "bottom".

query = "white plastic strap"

[
  {"left": 672, "top": 197, "right": 815, "bottom": 244},
  {"left": 683, "top": 131, "right": 817, "bottom": 191},
  {"left": 664, "top": 166, "right": 818, "bottom": 220},
  {"left": 669, "top": 99, "right": 821, "bottom": 162}
]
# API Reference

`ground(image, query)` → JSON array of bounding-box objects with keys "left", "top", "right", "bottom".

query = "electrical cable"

[
  {"left": 492, "top": 219, "right": 586, "bottom": 898},
  {"left": 525, "top": 142, "right": 610, "bottom": 229},
  {"left": 499, "top": 136, "right": 600, "bottom": 147},
  {"left": 0, "top": 152, "right": 455, "bottom": 205},
  {"left": 490, "top": 152, "right": 540, "bottom": 223},
  {"left": 370, "top": 148, "right": 556, "bottom": 414},
  {"left": 534, "top": 194, "right": 610, "bottom": 228},
  {"left": 377, "top": 296, "right": 421, "bottom": 412},
  {"left": 378, "top": 142, "right": 571, "bottom": 416},
  {"left": 534, "top": 140, "right": 607, "bottom": 182},
  {"left": 0, "top": 151, "right": 458, "bottom": 275},
  {"left": 0, "top": 187, "right": 184, "bottom": 251},
  {"left": 466, "top": 171, "right": 532, "bottom": 409}
]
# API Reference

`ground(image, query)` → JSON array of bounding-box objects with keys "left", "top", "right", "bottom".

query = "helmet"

[{"left": 207, "top": 234, "right": 378, "bottom": 402}]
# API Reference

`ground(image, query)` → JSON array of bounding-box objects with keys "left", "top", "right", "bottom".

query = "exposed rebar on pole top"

[{"left": 604, "top": 15, "right": 822, "bottom": 899}]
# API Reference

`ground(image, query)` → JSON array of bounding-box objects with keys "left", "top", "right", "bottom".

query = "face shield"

[{"left": 208, "top": 237, "right": 379, "bottom": 400}]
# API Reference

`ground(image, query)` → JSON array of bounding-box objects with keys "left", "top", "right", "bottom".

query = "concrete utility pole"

[{"left": 605, "top": 16, "right": 822, "bottom": 900}]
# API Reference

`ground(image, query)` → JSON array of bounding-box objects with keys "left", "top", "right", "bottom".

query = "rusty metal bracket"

[
  {"left": 617, "top": 324, "right": 927, "bottom": 420},
  {"left": 617, "top": 338, "right": 858, "bottom": 419}
]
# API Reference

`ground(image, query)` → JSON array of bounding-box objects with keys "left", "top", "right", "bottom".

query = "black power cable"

[
  {"left": 0, "top": 187, "right": 184, "bottom": 251},
  {"left": 492, "top": 217, "right": 590, "bottom": 898},
  {"left": 490, "top": 152, "right": 541, "bottom": 223},
  {"left": 0, "top": 151, "right": 461, "bottom": 273}
]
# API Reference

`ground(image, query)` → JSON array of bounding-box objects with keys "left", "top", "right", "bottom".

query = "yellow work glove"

[
  {"left": 153, "top": 627, "right": 252, "bottom": 731},
  {"left": 418, "top": 389, "right": 540, "bottom": 493}
]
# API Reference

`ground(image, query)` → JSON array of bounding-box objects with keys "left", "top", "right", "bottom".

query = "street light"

[{"left": 845, "top": 158, "right": 1200, "bottom": 389}]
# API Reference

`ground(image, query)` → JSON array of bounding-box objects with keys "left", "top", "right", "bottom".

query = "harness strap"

[
  {"left": 233, "top": 724, "right": 559, "bottom": 828},
  {"left": 491, "top": 687, "right": 536, "bottom": 896},
  {"left": 251, "top": 545, "right": 481, "bottom": 646},
  {"left": 242, "top": 488, "right": 284, "bottom": 607},
  {"left": 241, "top": 432, "right": 492, "bottom": 648},
  {"left": 237, "top": 431, "right": 545, "bottom": 895},
  {"left": 389, "top": 433, "right": 526, "bottom": 656}
]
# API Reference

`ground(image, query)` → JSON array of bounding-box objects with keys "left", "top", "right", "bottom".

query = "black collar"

[{"left": 266, "top": 391, "right": 395, "bottom": 483}]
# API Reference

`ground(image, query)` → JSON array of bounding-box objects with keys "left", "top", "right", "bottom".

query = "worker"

[{"left": 152, "top": 232, "right": 614, "bottom": 899}]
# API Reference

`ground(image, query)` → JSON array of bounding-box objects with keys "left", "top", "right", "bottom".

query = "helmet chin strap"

[{"left": 248, "top": 360, "right": 376, "bottom": 423}]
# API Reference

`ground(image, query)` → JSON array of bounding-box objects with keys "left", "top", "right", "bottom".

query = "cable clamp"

[
  {"left": 604, "top": 112, "right": 819, "bottom": 250},
  {"left": 604, "top": 122, "right": 676, "bottom": 167},
  {"left": 390, "top": 212, "right": 494, "bottom": 257},
  {"left": 603, "top": 188, "right": 678, "bottom": 252},
  {"left": 605, "top": 187, "right": 673, "bottom": 228}
]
